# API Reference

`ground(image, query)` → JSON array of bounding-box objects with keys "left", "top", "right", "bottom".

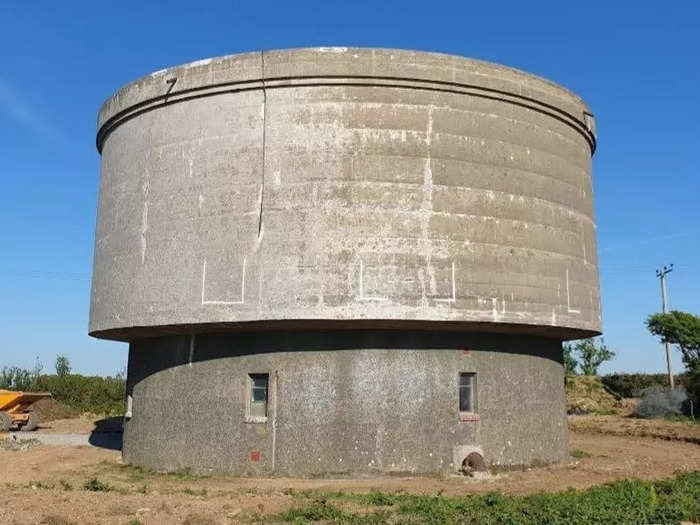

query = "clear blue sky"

[{"left": 1, "top": 1, "right": 698, "bottom": 376}]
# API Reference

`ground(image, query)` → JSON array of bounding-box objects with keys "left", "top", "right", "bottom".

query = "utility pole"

[{"left": 656, "top": 264, "right": 674, "bottom": 389}]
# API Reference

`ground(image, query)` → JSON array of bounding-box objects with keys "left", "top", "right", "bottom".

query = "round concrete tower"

[{"left": 91, "top": 48, "right": 599, "bottom": 475}]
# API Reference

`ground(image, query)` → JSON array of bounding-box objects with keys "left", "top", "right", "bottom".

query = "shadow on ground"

[{"left": 89, "top": 416, "right": 123, "bottom": 450}]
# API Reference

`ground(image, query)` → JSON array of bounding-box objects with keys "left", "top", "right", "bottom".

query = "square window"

[
  {"left": 459, "top": 373, "right": 477, "bottom": 413},
  {"left": 248, "top": 373, "right": 269, "bottom": 421}
]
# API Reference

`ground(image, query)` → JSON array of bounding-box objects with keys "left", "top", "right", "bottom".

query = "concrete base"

[{"left": 123, "top": 330, "right": 567, "bottom": 476}]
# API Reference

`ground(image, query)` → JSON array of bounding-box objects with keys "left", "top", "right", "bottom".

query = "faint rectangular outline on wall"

[
  {"left": 434, "top": 260, "right": 457, "bottom": 303},
  {"left": 358, "top": 258, "right": 388, "bottom": 302},
  {"left": 565, "top": 268, "right": 581, "bottom": 314},
  {"left": 201, "top": 256, "right": 246, "bottom": 305}
]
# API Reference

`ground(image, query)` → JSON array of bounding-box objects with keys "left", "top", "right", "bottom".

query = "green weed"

[
  {"left": 571, "top": 449, "right": 592, "bottom": 458},
  {"left": 83, "top": 478, "right": 112, "bottom": 492},
  {"left": 274, "top": 471, "right": 700, "bottom": 524}
]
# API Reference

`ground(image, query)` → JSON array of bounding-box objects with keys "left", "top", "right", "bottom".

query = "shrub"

[
  {"left": 601, "top": 373, "right": 676, "bottom": 398},
  {"left": 83, "top": 478, "right": 111, "bottom": 492},
  {"left": 636, "top": 386, "right": 688, "bottom": 419}
]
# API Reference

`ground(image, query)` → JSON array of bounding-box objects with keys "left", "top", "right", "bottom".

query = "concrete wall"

[
  {"left": 90, "top": 48, "right": 600, "bottom": 341},
  {"left": 124, "top": 330, "right": 567, "bottom": 475}
]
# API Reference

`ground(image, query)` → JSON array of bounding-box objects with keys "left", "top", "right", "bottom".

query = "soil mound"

[
  {"left": 566, "top": 375, "right": 620, "bottom": 414},
  {"left": 31, "top": 398, "right": 80, "bottom": 422}
]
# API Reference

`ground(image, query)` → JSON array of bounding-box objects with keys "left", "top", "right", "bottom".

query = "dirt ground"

[
  {"left": 1, "top": 417, "right": 699, "bottom": 524},
  {"left": 569, "top": 413, "right": 700, "bottom": 444},
  {"left": 31, "top": 416, "right": 122, "bottom": 436}
]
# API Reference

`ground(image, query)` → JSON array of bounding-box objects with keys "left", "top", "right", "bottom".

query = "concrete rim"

[
  {"left": 96, "top": 47, "right": 596, "bottom": 154},
  {"left": 90, "top": 318, "right": 601, "bottom": 343}
]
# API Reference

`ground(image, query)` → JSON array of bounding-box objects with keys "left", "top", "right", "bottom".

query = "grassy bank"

[{"left": 275, "top": 471, "right": 700, "bottom": 524}]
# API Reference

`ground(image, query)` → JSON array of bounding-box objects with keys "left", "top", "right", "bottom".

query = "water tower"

[{"left": 91, "top": 48, "right": 599, "bottom": 475}]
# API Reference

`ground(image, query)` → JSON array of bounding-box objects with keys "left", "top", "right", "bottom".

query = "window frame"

[
  {"left": 246, "top": 373, "right": 269, "bottom": 423},
  {"left": 459, "top": 372, "right": 478, "bottom": 418}
]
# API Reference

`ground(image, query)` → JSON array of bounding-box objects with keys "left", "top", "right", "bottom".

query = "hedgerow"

[
  {"left": 0, "top": 366, "right": 125, "bottom": 415},
  {"left": 33, "top": 374, "right": 125, "bottom": 415},
  {"left": 601, "top": 373, "right": 691, "bottom": 398}
]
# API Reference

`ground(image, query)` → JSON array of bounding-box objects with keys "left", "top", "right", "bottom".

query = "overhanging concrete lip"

[
  {"left": 89, "top": 318, "right": 601, "bottom": 343},
  {"left": 95, "top": 47, "right": 596, "bottom": 154}
]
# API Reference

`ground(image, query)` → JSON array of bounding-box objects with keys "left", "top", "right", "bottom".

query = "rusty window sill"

[{"left": 459, "top": 412, "right": 480, "bottom": 422}]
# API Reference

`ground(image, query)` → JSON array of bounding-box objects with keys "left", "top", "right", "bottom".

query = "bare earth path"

[{"left": 1, "top": 425, "right": 699, "bottom": 524}]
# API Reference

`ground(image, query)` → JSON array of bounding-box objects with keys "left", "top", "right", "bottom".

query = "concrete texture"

[
  {"left": 90, "top": 47, "right": 600, "bottom": 341},
  {"left": 91, "top": 48, "right": 600, "bottom": 475},
  {"left": 124, "top": 331, "right": 568, "bottom": 475}
]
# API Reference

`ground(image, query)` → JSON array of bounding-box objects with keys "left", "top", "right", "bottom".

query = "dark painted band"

[{"left": 96, "top": 75, "right": 597, "bottom": 154}]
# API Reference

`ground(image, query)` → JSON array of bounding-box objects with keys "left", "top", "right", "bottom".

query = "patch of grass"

[
  {"left": 591, "top": 408, "right": 620, "bottom": 416},
  {"left": 274, "top": 471, "right": 700, "bottom": 524},
  {"left": 126, "top": 520, "right": 143, "bottom": 525},
  {"left": 59, "top": 479, "right": 73, "bottom": 491},
  {"left": 182, "top": 487, "right": 208, "bottom": 497},
  {"left": 278, "top": 499, "right": 348, "bottom": 522},
  {"left": 571, "top": 449, "right": 592, "bottom": 459},
  {"left": 665, "top": 414, "right": 699, "bottom": 425},
  {"left": 120, "top": 464, "right": 150, "bottom": 481},
  {"left": 116, "top": 464, "right": 209, "bottom": 482},
  {"left": 325, "top": 489, "right": 401, "bottom": 507},
  {"left": 83, "top": 478, "right": 112, "bottom": 492}
]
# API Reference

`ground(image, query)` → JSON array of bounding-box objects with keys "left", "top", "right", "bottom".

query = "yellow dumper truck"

[{"left": 0, "top": 389, "right": 51, "bottom": 432}]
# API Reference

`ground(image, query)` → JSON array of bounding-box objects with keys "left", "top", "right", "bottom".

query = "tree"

[
  {"left": 0, "top": 366, "right": 32, "bottom": 390},
  {"left": 55, "top": 354, "right": 71, "bottom": 377},
  {"left": 646, "top": 311, "right": 700, "bottom": 370},
  {"left": 573, "top": 338, "right": 615, "bottom": 375},
  {"left": 31, "top": 357, "right": 43, "bottom": 388},
  {"left": 562, "top": 343, "right": 578, "bottom": 375}
]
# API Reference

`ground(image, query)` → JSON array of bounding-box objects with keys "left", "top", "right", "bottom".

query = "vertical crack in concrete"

[{"left": 257, "top": 51, "right": 267, "bottom": 240}]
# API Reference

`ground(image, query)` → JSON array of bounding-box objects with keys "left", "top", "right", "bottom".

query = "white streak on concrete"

[
  {"left": 566, "top": 268, "right": 581, "bottom": 314},
  {"left": 140, "top": 170, "right": 150, "bottom": 265},
  {"left": 421, "top": 106, "right": 436, "bottom": 300},
  {"left": 491, "top": 298, "right": 501, "bottom": 320}
]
